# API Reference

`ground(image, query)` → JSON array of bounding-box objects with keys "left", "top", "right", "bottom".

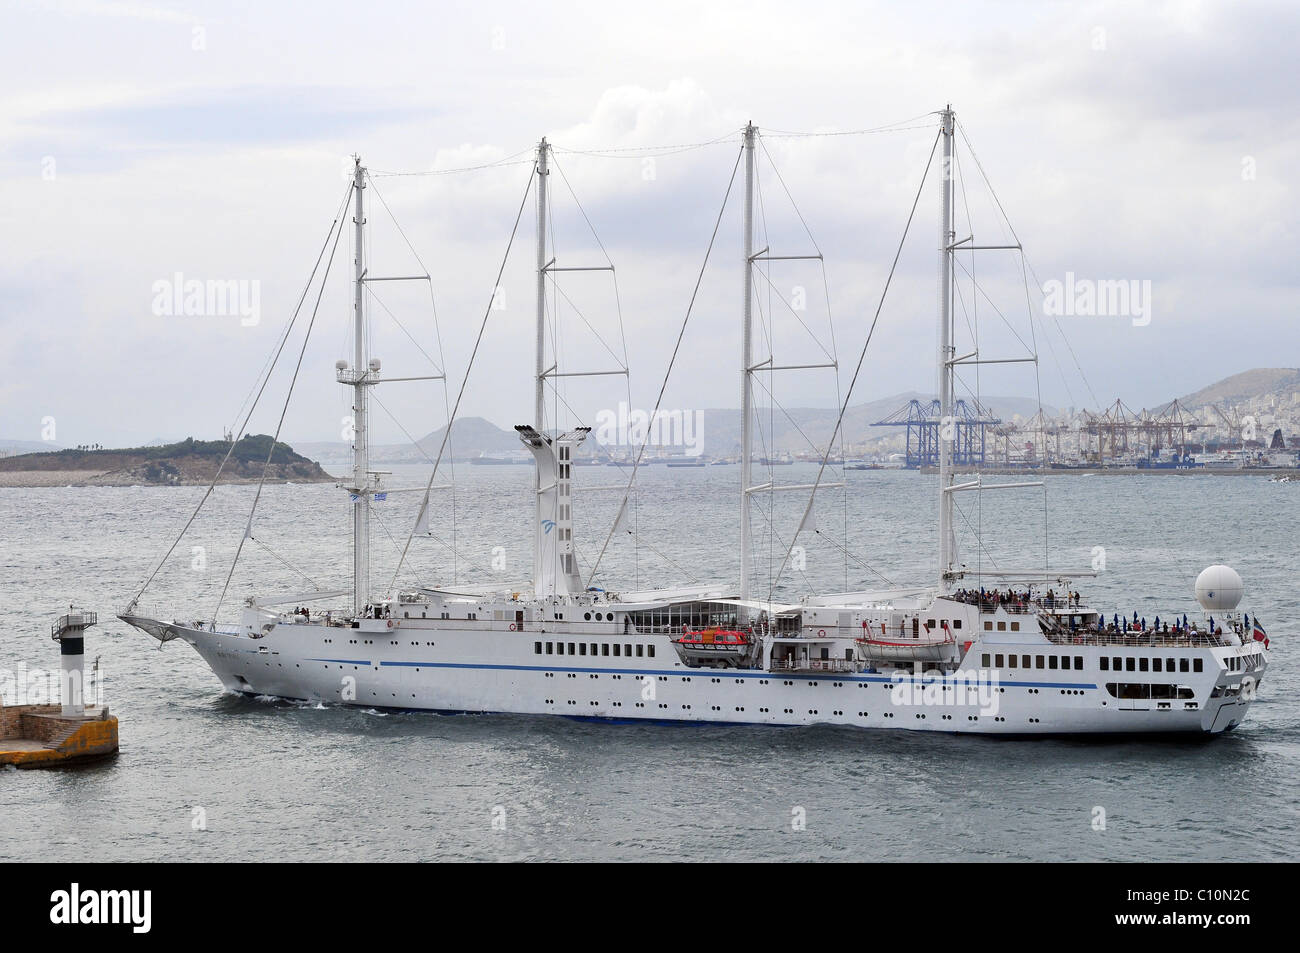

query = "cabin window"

[
  {"left": 602, "top": 644, "right": 609, "bottom": 656},
  {"left": 556, "top": 643, "right": 565, "bottom": 656},
  {"left": 1126, "top": 658, "right": 1135, "bottom": 672},
  {"left": 636, "top": 645, "right": 643, "bottom": 657},
  {"left": 1010, "top": 622, "right": 1020, "bottom": 632},
  {"left": 995, "top": 654, "right": 1004, "bottom": 667},
  {"left": 1036, "top": 655, "right": 1045, "bottom": 669},
  {"left": 952, "top": 619, "right": 962, "bottom": 629},
  {"left": 1180, "top": 658, "right": 1189, "bottom": 673},
  {"left": 1152, "top": 658, "right": 1162, "bottom": 672},
  {"left": 982, "top": 654, "right": 991, "bottom": 667},
  {"left": 625, "top": 644, "right": 632, "bottom": 657},
  {"left": 647, "top": 645, "right": 655, "bottom": 658},
  {"left": 1193, "top": 658, "right": 1203, "bottom": 672},
  {"left": 546, "top": 642, "right": 553, "bottom": 654},
  {"left": 1049, "top": 656, "right": 1058, "bottom": 670},
  {"left": 534, "top": 642, "right": 542, "bottom": 654},
  {"left": 1061, "top": 657, "right": 1071, "bottom": 670},
  {"left": 1074, "top": 656, "right": 1083, "bottom": 670},
  {"left": 984, "top": 621, "right": 993, "bottom": 631},
  {"left": 1139, "top": 657, "right": 1148, "bottom": 672},
  {"left": 568, "top": 643, "right": 575, "bottom": 655},
  {"left": 1100, "top": 657, "right": 1109, "bottom": 671},
  {"left": 1167, "top": 657, "right": 1175, "bottom": 672},
  {"left": 579, "top": 644, "right": 587, "bottom": 656},
  {"left": 590, "top": 644, "right": 597, "bottom": 656},
  {"left": 1112, "top": 657, "right": 1122, "bottom": 671},
  {"left": 584, "top": 612, "right": 592, "bottom": 621},
  {"left": 997, "top": 621, "right": 1007, "bottom": 632}
]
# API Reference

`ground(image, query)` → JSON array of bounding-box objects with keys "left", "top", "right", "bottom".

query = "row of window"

[
  {"left": 982, "top": 653, "right": 1082, "bottom": 670},
  {"left": 1100, "top": 655, "right": 1202, "bottom": 673},
  {"left": 534, "top": 641, "right": 655, "bottom": 659},
  {"left": 1105, "top": 683, "right": 1196, "bottom": 700},
  {"left": 981, "top": 652, "right": 1206, "bottom": 674},
  {"left": 983, "top": 620, "right": 1022, "bottom": 632}
]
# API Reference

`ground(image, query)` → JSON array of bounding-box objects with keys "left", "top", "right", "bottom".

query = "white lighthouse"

[{"left": 52, "top": 607, "right": 97, "bottom": 717}]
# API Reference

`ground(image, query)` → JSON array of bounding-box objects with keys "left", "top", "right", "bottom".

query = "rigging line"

[
  {"left": 366, "top": 173, "right": 437, "bottom": 278},
  {"left": 951, "top": 496, "right": 1002, "bottom": 572},
  {"left": 950, "top": 256, "right": 1037, "bottom": 357},
  {"left": 551, "top": 130, "right": 741, "bottom": 158},
  {"left": 762, "top": 121, "right": 936, "bottom": 140},
  {"left": 428, "top": 281, "right": 459, "bottom": 582},
  {"left": 361, "top": 179, "right": 463, "bottom": 580},
  {"left": 385, "top": 164, "right": 538, "bottom": 597},
  {"left": 807, "top": 527, "right": 898, "bottom": 588},
  {"left": 1020, "top": 250, "right": 1051, "bottom": 575},
  {"left": 754, "top": 153, "right": 780, "bottom": 593},
  {"left": 226, "top": 187, "right": 351, "bottom": 434},
  {"left": 952, "top": 141, "right": 986, "bottom": 578},
  {"left": 369, "top": 503, "right": 433, "bottom": 592},
  {"left": 548, "top": 151, "right": 634, "bottom": 487},
  {"left": 363, "top": 282, "right": 443, "bottom": 372},
  {"left": 756, "top": 135, "right": 822, "bottom": 256},
  {"left": 584, "top": 144, "right": 745, "bottom": 588},
  {"left": 747, "top": 371, "right": 837, "bottom": 459},
  {"left": 748, "top": 509, "right": 818, "bottom": 599},
  {"left": 249, "top": 536, "right": 319, "bottom": 589},
  {"left": 956, "top": 120, "right": 1098, "bottom": 409},
  {"left": 369, "top": 388, "right": 439, "bottom": 466},
  {"left": 767, "top": 127, "right": 943, "bottom": 600},
  {"left": 759, "top": 112, "right": 937, "bottom": 138},
  {"left": 549, "top": 153, "right": 615, "bottom": 267},
  {"left": 370, "top": 153, "right": 536, "bottom": 177},
  {"left": 749, "top": 265, "right": 837, "bottom": 362},
  {"left": 546, "top": 274, "right": 628, "bottom": 370},
  {"left": 213, "top": 183, "right": 350, "bottom": 624},
  {"left": 125, "top": 181, "right": 353, "bottom": 612}
]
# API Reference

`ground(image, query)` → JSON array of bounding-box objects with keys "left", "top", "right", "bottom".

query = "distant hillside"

[
  {"left": 1178, "top": 368, "right": 1300, "bottom": 408},
  {"left": 289, "top": 398, "right": 1053, "bottom": 461},
  {"left": 292, "top": 416, "right": 524, "bottom": 464},
  {"left": 0, "top": 439, "right": 64, "bottom": 457},
  {"left": 0, "top": 435, "right": 335, "bottom": 487}
]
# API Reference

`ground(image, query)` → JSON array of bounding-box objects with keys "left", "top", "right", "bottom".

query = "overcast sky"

[{"left": 2, "top": 0, "right": 1295, "bottom": 447}]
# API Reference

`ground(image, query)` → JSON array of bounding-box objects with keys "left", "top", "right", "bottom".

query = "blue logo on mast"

[{"left": 542, "top": 519, "right": 556, "bottom": 534}]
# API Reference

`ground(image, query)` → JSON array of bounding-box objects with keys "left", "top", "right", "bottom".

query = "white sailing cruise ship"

[{"left": 122, "top": 108, "right": 1269, "bottom": 734}]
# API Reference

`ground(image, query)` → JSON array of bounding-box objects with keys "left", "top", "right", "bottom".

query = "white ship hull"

[{"left": 161, "top": 616, "right": 1265, "bottom": 735}]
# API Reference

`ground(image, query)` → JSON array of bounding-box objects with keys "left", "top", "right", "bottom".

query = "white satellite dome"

[{"left": 1195, "top": 565, "right": 1243, "bottom": 612}]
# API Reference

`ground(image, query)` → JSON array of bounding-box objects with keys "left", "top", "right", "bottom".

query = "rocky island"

[{"left": 0, "top": 435, "right": 336, "bottom": 487}]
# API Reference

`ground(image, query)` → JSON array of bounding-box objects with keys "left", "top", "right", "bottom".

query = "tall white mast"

[
  {"left": 351, "top": 157, "right": 370, "bottom": 612},
  {"left": 535, "top": 137, "right": 549, "bottom": 432},
  {"left": 937, "top": 107, "right": 956, "bottom": 591},
  {"left": 739, "top": 123, "right": 757, "bottom": 607}
]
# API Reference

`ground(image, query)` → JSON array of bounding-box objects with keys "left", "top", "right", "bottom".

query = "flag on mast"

[{"left": 1252, "top": 618, "right": 1269, "bottom": 649}]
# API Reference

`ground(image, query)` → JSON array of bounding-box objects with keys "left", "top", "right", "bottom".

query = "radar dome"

[{"left": 1195, "top": 565, "right": 1243, "bottom": 612}]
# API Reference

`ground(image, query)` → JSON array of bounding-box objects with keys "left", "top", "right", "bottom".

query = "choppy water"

[{"left": 2, "top": 465, "right": 1296, "bottom": 861}]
